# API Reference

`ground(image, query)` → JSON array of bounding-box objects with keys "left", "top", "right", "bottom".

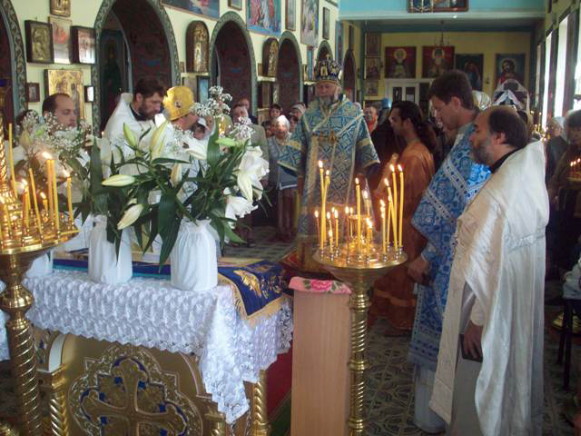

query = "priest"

[
  {"left": 431, "top": 106, "right": 547, "bottom": 435},
  {"left": 278, "top": 57, "right": 379, "bottom": 271}
]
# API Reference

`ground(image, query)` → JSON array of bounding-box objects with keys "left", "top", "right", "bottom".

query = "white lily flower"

[
  {"left": 150, "top": 121, "right": 168, "bottom": 160},
  {"left": 118, "top": 203, "right": 144, "bottom": 230},
  {"left": 170, "top": 163, "right": 183, "bottom": 187},
  {"left": 184, "top": 136, "right": 208, "bottom": 160},
  {"left": 236, "top": 149, "right": 269, "bottom": 201},
  {"left": 123, "top": 123, "right": 137, "bottom": 148},
  {"left": 102, "top": 174, "right": 136, "bottom": 187},
  {"left": 225, "top": 194, "right": 257, "bottom": 222}
]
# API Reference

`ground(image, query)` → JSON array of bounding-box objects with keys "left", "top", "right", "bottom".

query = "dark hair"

[
  {"left": 133, "top": 78, "right": 166, "bottom": 100},
  {"left": 232, "top": 103, "right": 247, "bottom": 112},
  {"left": 516, "top": 110, "right": 533, "bottom": 141},
  {"left": 566, "top": 110, "right": 581, "bottom": 129},
  {"left": 289, "top": 115, "right": 299, "bottom": 123},
  {"left": 391, "top": 100, "right": 437, "bottom": 152},
  {"left": 427, "top": 70, "right": 474, "bottom": 110},
  {"left": 42, "top": 93, "right": 70, "bottom": 114},
  {"left": 15, "top": 109, "right": 39, "bottom": 128},
  {"left": 488, "top": 107, "right": 529, "bottom": 149},
  {"left": 270, "top": 104, "right": 282, "bottom": 111}
]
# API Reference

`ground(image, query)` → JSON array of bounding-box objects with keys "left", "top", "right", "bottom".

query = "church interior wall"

[
  {"left": 7, "top": 0, "right": 339, "bottom": 128},
  {"left": 366, "top": 31, "right": 532, "bottom": 102}
]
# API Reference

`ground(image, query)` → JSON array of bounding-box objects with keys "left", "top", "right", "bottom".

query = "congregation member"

[
  {"left": 406, "top": 70, "right": 490, "bottom": 433},
  {"left": 548, "top": 110, "right": 581, "bottom": 270},
  {"left": 546, "top": 116, "right": 568, "bottom": 183},
  {"left": 364, "top": 105, "right": 379, "bottom": 133},
  {"left": 235, "top": 97, "right": 258, "bottom": 124},
  {"left": 269, "top": 104, "right": 282, "bottom": 120},
  {"left": 279, "top": 57, "right": 379, "bottom": 271},
  {"left": 288, "top": 102, "right": 306, "bottom": 120},
  {"left": 232, "top": 102, "right": 268, "bottom": 160},
  {"left": 267, "top": 116, "right": 297, "bottom": 242},
  {"left": 42, "top": 93, "right": 78, "bottom": 128},
  {"left": 431, "top": 106, "right": 547, "bottom": 435},
  {"left": 104, "top": 77, "right": 166, "bottom": 141},
  {"left": 371, "top": 101, "right": 435, "bottom": 333}
]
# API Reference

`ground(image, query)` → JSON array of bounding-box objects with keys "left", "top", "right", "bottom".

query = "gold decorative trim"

[{"left": 69, "top": 344, "right": 203, "bottom": 435}]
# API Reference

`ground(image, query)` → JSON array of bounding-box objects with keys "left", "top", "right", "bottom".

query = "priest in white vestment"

[{"left": 431, "top": 106, "right": 548, "bottom": 435}]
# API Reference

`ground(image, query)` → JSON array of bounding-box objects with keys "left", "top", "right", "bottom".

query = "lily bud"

[
  {"left": 150, "top": 121, "right": 167, "bottom": 160},
  {"left": 123, "top": 123, "right": 137, "bottom": 148},
  {"left": 117, "top": 203, "right": 144, "bottom": 230},
  {"left": 102, "top": 174, "right": 136, "bottom": 187},
  {"left": 170, "top": 163, "right": 182, "bottom": 187}
]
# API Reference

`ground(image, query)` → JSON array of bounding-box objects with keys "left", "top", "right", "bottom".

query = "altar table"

[{"left": 0, "top": 268, "right": 292, "bottom": 435}]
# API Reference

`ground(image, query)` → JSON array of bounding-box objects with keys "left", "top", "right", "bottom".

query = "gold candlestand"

[
  {"left": 0, "top": 112, "right": 77, "bottom": 435},
  {"left": 314, "top": 244, "right": 406, "bottom": 436}
]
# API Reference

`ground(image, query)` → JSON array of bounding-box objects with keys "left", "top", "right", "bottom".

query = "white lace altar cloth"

[{"left": 0, "top": 270, "right": 293, "bottom": 424}]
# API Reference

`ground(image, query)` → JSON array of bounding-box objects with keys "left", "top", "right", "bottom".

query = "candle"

[
  {"left": 43, "top": 153, "right": 54, "bottom": 217},
  {"left": 398, "top": 164, "right": 404, "bottom": 248},
  {"left": 66, "top": 174, "right": 74, "bottom": 224},
  {"left": 40, "top": 192, "right": 48, "bottom": 214},
  {"left": 50, "top": 160, "right": 59, "bottom": 231},
  {"left": 388, "top": 191, "right": 397, "bottom": 250},
  {"left": 22, "top": 184, "right": 29, "bottom": 230},
  {"left": 380, "top": 200, "right": 386, "bottom": 254},
  {"left": 355, "top": 178, "right": 362, "bottom": 251},
  {"left": 0, "top": 198, "right": 7, "bottom": 238},
  {"left": 28, "top": 169, "right": 42, "bottom": 232},
  {"left": 318, "top": 160, "right": 324, "bottom": 199},
  {"left": 315, "top": 209, "right": 322, "bottom": 250},
  {"left": 319, "top": 161, "right": 327, "bottom": 248},
  {"left": 334, "top": 209, "right": 339, "bottom": 247},
  {"left": 363, "top": 190, "right": 370, "bottom": 217},
  {"left": 326, "top": 211, "right": 332, "bottom": 246},
  {"left": 390, "top": 165, "right": 398, "bottom": 238},
  {"left": 8, "top": 124, "right": 17, "bottom": 197},
  {"left": 366, "top": 218, "right": 373, "bottom": 245},
  {"left": 328, "top": 229, "right": 333, "bottom": 252}
]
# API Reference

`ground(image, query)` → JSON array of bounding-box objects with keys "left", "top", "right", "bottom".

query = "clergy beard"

[
  {"left": 317, "top": 95, "right": 338, "bottom": 109},
  {"left": 471, "top": 137, "right": 493, "bottom": 166}
]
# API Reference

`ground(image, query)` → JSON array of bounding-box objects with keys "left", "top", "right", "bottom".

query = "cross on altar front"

[{"left": 81, "top": 357, "right": 187, "bottom": 435}]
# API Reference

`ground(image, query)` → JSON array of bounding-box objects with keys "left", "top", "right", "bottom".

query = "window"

[
  {"left": 542, "top": 33, "right": 552, "bottom": 128},
  {"left": 555, "top": 17, "right": 569, "bottom": 116}
]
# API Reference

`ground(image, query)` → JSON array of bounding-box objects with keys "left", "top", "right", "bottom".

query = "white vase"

[
  {"left": 88, "top": 215, "right": 132, "bottom": 284},
  {"left": 26, "top": 250, "right": 53, "bottom": 278},
  {"left": 171, "top": 220, "right": 218, "bottom": 292}
]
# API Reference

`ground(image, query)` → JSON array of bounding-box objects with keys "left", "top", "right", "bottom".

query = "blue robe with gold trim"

[{"left": 278, "top": 96, "right": 379, "bottom": 237}]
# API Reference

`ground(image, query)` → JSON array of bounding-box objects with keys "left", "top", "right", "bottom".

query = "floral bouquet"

[
  {"left": 99, "top": 86, "right": 269, "bottom": 265},
  {"left": 14, "top": 111, "right": 93, "bottom": 216}
]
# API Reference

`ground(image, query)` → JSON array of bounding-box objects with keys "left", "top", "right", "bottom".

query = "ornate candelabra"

[
  {"left": 0, "top": 111, "right": 77, "bottom": 435},
  {"left": 314, "top": 241, "right": 406, "bottom": 436}
]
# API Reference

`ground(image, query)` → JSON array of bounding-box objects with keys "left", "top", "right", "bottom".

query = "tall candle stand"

[
  {"left": 314, "top": 240, "right": 406, "bottom": 436},
  {"left": 0, "top": 114, "right": 77, "bottom": 435}
]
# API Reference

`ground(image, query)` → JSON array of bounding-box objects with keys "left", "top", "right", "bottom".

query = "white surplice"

[{"left": 430, "top": 141, "right": 548, "bottom": 436}]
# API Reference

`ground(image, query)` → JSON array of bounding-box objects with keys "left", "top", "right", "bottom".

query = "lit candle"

[
  {"left": 40, "top": 192, "right": 48, "bottom": 213},
  {"left": 334, "top": 209, "right": 339, "bottom": 247},
  {"left": 366, "top": 218, "right": 373, "bottom": 245},
  {"left": 398, "top": 164, "right": 404, "bottom": 248},
  {"left": 21, "top": 183, "right": 29, "bottom": 230},
  {"left": 318, "top": 160, "right": 324, "bottom": 199},
  {"left": 28, "top": 169, "right": 42, "bottom": 232},
  {"left": 65, "top": 173, "right": 74, "bottom": 224},
  {"left": 355, "top": 178, "right": 362, "bottom": 251},
  {"left": 363, "top": 190, "right": 370, "bottom": 217},
  {"left": 43, "top": 153, "right": 54, "bottom": 217},
  {"left": 50, "top": 160, "right": 59, "bottom": 231},
  {"left": 319, "top": 161, "right": 327, "bottom": 248},
  {"left": 315, "top": 209, "right": 322, "bottom": 250},
  {"left": 326, "top": 211, "right": 332, "bottom": 246},
  {"left": 328, "top": 229, "right": 333, "bottom": 252},
  {"left": 380, "top": 199, "right": 386, "bottom": 254}
]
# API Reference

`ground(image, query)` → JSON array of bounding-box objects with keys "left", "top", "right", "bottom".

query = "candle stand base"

[{"left": 314, "top": 244, "right": 406, "bottom": 436}]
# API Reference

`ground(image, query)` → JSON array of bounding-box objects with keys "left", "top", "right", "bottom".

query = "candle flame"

[
  {"left": 326, "top": 212, "right": 331, "bottom": 219},
  {"left": 318, "top": 160, "right": 323, "bottom": 168},
  {"left": 363, "top": 191, "right": 368, "bottom": 199},
  {"left": 397, "top": 164, "right": 403, "bottom": 172},
  {"left": 63, "top": 170, "right": 70, "bottom": 178},
  {"left": 40, "top": 192, "right": 46, "bottom": 199},
  {"left": 384, "top": 178, "right": 389, "bottom": 186},
  {"left": 355, "top": 178, "right": 359, "bottom": 185},
  {"left": 325, "top": 170, "right": 330, "bottom": 176},
  {"left": 42, "top": 152, "right": 53, "bottom": 160},
  {"left": 334, "top": 209, "right": 338, "bottom": 218},
  {"left": 390, "top": 164, "right": 395, "bottom": 172},
  {"left": 380, "top": 199, "right": 385, "bottom": 207}
]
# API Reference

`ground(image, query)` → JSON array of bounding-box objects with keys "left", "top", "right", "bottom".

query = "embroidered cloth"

[
  {"left": 409, "top": 124, "right": 490, "bottom": 370},
  {"left": 0, "top": 271, "right": 293, "bottom": 424}
]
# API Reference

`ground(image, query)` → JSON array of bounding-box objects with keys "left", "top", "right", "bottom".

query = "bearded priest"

[
  {"left": 278, "top": 57, "right": 380, "bottom": 271},
  {"left": 430, "top": 106, "right": 547, "bottom": 435}
]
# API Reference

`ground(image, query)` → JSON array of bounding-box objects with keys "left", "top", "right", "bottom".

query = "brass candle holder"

[
  {"left": 0, "top": 114, "right": 77, "bottom": 435},
  {"left": 314, "top": 241, "right": 406, "bottom": 436}
]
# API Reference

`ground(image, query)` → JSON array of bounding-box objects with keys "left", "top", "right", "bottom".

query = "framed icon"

[
  {"left": 25, "top": 21, "right": 54, "bottom": 64},
  {"left": 50, "top": 0, "right": 71, "bottom": 17},
  {"left": 45, "top": 69, "right": 84, "bottom": 119},
  {"left": 71, "top": 26, "right": 95, "bottom": 64},
  {"left": 26, "top": 83, "right": 41, "bottom": 103},
  {"left": 197, "top": 76, "right": 210, "bottom": 104},
  {"left": 49, "top": 16, "right": 71, "bottom": 64},
  {"left": 84, "top": 85, "right": 95, "bottom": 103}
]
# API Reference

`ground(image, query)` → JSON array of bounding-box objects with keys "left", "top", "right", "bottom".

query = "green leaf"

[
  {"left": 216, "top": 137, "right": 239, "bottom": 148},
  {"left": 158, "top": 218, "right": 180, "bottom": 267},
  {"left": 206, "top": 118, "right": 221, "bottom": 167}
]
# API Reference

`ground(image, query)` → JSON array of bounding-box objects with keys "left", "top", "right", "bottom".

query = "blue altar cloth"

[{"left": 53, "top": 257, "right": 287, "bottom": 322}]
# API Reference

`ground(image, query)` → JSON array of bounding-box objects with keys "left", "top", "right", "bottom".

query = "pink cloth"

[{"left": 289, "top": 277, "right": 352, "bottom": 294}]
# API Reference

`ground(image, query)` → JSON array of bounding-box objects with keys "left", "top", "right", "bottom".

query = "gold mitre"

[
  {"left": 314, "top": 56, "right": 342, "bottom": 84},
  {"left": 163, "top": 86, "right": 195, "bottom": 121}
]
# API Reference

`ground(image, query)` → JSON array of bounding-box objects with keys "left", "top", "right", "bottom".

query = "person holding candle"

[
  {"left": 371, "top": 101, "right": 436, "bottom": 334},
  {"left": 406, "top": 71, "right": 490, "bottom": 433},
  {"left": 278, "top": 56, "right": 380, "bottom": 272}
]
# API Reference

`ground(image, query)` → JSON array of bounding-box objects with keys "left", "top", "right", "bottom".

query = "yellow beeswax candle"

[
  {"left": 28, "top": 169, "right": 42, "bottom": 232},
  {"left": 66, "top": 175, "right": 74, "bottom": 223},
  {"left": 398, "top": 165, "right": 404, "bottom": 248},
  {"left": 355, "top": 178, "right": 361, "bottom": 250}
]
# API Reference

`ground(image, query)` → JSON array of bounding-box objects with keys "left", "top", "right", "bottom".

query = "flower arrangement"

[
  {"left": 99, "top": 86, "right": 269, "bottom": 264},
  {"left": 13, "top": 111, "right": 93, "bottom": 213}
]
